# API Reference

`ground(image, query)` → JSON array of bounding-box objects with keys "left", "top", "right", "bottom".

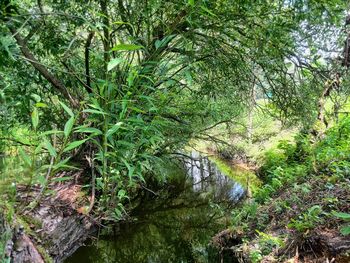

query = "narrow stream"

[{"left": 66, "top": 151, "right": 256, "bottom": 263}]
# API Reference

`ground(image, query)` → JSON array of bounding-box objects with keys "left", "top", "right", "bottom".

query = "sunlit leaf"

[
  {"left": 35, "top": 102, "right": 47, "bottom": 108},
  {"left": 45, "top": 140, "right": 57, "bottom": 157},
  {"left": 59, "top": 101, "right": 74, "bottom": 117},
  {"left": 107, "top": 58, "right": 123, "bottom": 71},
  {"left": 64, "top": 117, "right": 75, "bottom": 138},
  {"left": 63, "top": 139, "right": 88, "bottom": 152},
  {"left": 111, "top": 44, "right": 143, "bottom": 51},
  {"left": 31, "top": 108, "right": 39, "bottom": 129},
  {"left": 106, "top": 122, "right": 123, "bottom": 137}
]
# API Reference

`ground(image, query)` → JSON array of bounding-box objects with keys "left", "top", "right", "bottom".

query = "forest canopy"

[{"left": 0, "top": 0, "right": 349, "bottom": 216}]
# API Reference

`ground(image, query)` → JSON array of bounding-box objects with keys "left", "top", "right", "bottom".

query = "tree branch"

[{"left": 8, "top": 25, "right": 79, "bottom": 108}]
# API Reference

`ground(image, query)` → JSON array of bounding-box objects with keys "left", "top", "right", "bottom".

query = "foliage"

[
  {"left": 0, "top": 0, "right": 349, "bottom": 218},
  {"left": 287, "top": 205, "right": 324, "bottom": 233},
  {"left": 249, "top": 249, "right": 263, "bottom": 263},
  {"left": 228, "top": 115, "right": 350, "bottom": 261},
  {"left": 333, "top": 211, "right": 350, "bottom": 236},
  {"left": 255, "top": 116, "right": 350, "bottom": 205},
  {"left": 256, "top": 231, "right": 285, "bottom": 256}
]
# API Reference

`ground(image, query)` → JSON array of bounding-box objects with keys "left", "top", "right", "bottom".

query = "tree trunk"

[{"left": 1, "top": 172, "right": 96, "bottom": 263}]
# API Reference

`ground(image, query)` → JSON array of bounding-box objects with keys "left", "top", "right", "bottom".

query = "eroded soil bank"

[{"left": 211, "top": 174, "right": 350, "bottom": 262}]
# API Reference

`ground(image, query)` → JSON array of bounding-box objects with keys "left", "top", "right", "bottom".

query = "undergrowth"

[{"left": 229, "top": 117, "right": 350, "bottom": 262}]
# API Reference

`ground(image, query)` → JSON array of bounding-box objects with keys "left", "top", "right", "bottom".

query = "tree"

[{"left": 0, "top": 0, "right": 347, "bottom": 216}]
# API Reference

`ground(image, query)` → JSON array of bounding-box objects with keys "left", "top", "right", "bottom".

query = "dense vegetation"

[
  {"left": 1, "top": 0, "right": 350, "bottom": 262},
  {"left": 223, "top": 116, "right": 350, "bottom": 262}
]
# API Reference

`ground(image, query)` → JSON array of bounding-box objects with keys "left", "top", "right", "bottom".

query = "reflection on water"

[
  {"left": 66, "top": 152, "right": 251, "bottom": 263},
  {"left": 185, "top": 151, "right": 245, "bottom": 202}
]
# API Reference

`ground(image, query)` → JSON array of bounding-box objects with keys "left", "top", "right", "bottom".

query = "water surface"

[{"left": 66, "top": 152, "right": 254, "bottom": 263}]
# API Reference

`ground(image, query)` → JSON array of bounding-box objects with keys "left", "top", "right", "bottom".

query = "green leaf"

[
  {"left": 106, "top": 122, "right": 123, "bottom": 137},
  {"left": 83, "top": 109, "right": 108, "bottom": 116},
  {"left": 154, "top": 35, "right": 175, "bottom": 50},
  {"left": 56, "top": 164, "right": 79, "bottom": 170},
  {"left": 130, "top": 106, "right": 146, "bottom": 113},
  {"left": 117, "top": 189, "right": 128, "bottom": 200},
  {"left": 35, "top": 102, "right": 48, "bottom": 108},
  {"left": 34, "top": 142, "right": 44, "bottom": 154},
  {"left": 107, "top": 58, "right": 123, "bottom": 71},
  {"left": 63, "top": 139, "right": 88, "bottom": 152},
  {"left": 340, "top": 225, "right": 350, "bottom": 235},
  {"left": 52, "top": 157, "right": 71, "bottom": 170},
  {"left": 188, "top": 0, "right": 195, "bottom": 6},
  {"left": 111, "top": 44, "right": 143, "bottom": 51},
  {"left": 121, "top": 159, "right": 135, "bottom": 181},
  {"left": 64, "top": 117, "right": 75, "bottom": 138},
  {"left": 37, "top": 175, "right": 46, "bottom": 186},
  {"left": 75, "top": 127, "right": 103, "bottom": 135},
  {"left": 19, "top": 148, "right": 32, "bottom": 167},
  {"left": 45, "top": 140, "right": 57, "bottom": 157},
  {"left": 31, "top": 108, "right": 39, "bottom": 129},
  {"left": 200, "top": 6, "right": 217, "bottom": 17},
  {"left": 333, "top": 212, "right": 350, "bottom": 220},
  {"left": 59, "top": 101, "right": 74, "bottom": 117},
  {"left": 31, "top": 94, "right": 41, "bottom": 102},
  {"left": 40, "top": 130, "right": 64, "bottom": 136}
]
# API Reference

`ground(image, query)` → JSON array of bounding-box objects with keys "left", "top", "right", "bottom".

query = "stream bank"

[
  {"left": 2, "top": 151, "right": 258, "bottom": 263},
  {"left": 210, "top": 121, "right": 350, "bottom": 263},
  {"left": 1, "top": 170, "right": 96, "bottom": 263},
  {"left": 65, "top": 152, "right": 258, "bottom": 263}
]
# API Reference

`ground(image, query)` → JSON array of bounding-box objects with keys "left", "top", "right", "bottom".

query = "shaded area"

[{"left": 66, "top": 153, "right": 254, "bottom": 263}]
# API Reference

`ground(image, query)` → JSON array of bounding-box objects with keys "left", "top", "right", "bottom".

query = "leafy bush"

[
  {"left": 288, "top": 205, "right": 324, "bottom": 233},
  {"left": 256, "top": 231, "right": 285, "bottom": 255},
  {"left": 315, "top": 117, "right": 350, "bottom": 175},
  {"left": 249, "top": 249, "right": 263, "bottom": 263}
]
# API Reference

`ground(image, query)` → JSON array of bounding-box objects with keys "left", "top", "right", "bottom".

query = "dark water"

[{"left": 66, "top": 152, "right": 250, "bottom": 263}]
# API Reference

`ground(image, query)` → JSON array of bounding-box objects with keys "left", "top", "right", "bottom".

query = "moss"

[
  {"left": 21, "top": 214, "right": 42, "bottom": 230},
  {"left": 0, "top": 202, "right": 15, "bottom": 259},
  {"left": 0, "top": 210, "right": 12, "bottom": 262},
  {"left": 2, "top": 202, "right": 15, "bottom": 224},
  {"left": 16, "top": 215, "right": 54, "bottom": 263},
  {"left": 16, "top": 215, "right": 35, "bottom": 237},
  {"left": 35, "top": 244, "right": 54, "bottom": 263},
  {"left": 209, "top": 157, "right": 262, "bottom": 193}
]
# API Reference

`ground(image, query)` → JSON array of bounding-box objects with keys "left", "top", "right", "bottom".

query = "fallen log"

[{"left": 1, "top": 171, "right": 96, "bottom": 263}]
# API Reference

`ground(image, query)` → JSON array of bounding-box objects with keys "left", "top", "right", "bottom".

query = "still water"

[{"left": 66, "top": 152, "right": 254, "bottom": 263}]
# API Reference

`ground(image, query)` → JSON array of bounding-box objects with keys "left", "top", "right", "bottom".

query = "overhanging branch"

[{"left": 8, "top": 25, "right": 79, "bottom": 108}]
